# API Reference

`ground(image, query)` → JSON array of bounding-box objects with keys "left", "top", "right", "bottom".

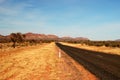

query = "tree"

[{"left": 10, "top": 33, "right": 25, "bottom": 48}]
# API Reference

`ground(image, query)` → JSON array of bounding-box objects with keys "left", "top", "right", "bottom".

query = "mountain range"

[
  {"left": 0, "top": 32, "right": 119, "bottom": 41},
  {"left": 0, "top": 32, "right": 89, "bottom": 42}
]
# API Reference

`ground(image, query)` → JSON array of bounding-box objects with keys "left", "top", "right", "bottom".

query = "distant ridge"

[
  {"left": 115, "top": 39, "right": 120, "bottom": 41},
  {"left": 24, "top": 32, "right": 59, "bottom": 40},
  {"left": 24, "top": 32, "right": 89, "bottom": 41},
  {"left": 0, "top": 32, "right": 89, "bottom": 42}
]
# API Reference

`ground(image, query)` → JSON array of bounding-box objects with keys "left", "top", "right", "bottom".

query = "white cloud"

[
  {"left": 0, "top": 1, "right": 33, "bottom": 16},
  {"left": 0, "top": 0, "right": 47, "bottom": 28},
  {"left": 84, "top": 23, "right": 120, "bottom": 40},
  {"left": 54, "top": 22, "right": 120, "bottom": 40},
  {"left": 92, "top": 23, "right": 120, "bottom": 32},
  {"left": 0, "top": 7, "right": 19, "bottom": 16},
  {"left": 0, "top": 17, "right": 45, "bottom": 27},
  {"left": 0, "top": 0, "right": 6, "bottom": 4},
  {"left": 11, "top": 20, "right": 45, "bottom": 27}
]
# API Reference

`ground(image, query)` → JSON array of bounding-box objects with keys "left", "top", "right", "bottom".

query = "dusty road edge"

[{"left": 55, "top": 43, "right": 99, "bottom": 80}]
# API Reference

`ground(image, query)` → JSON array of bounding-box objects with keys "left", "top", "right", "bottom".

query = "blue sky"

[{"left": 0, "top": 0, "right": 120, "bottom": 40}]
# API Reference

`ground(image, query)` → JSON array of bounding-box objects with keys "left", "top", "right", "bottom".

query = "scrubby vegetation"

[
  {"left": 68, "top": 40, "right": 120, "bottom": 48},
  {"left": 0, "top": 32, "right": 120, "bottom": 49},
  {"left": 0, "top": 33, "right": 56, "bottom": 49}
]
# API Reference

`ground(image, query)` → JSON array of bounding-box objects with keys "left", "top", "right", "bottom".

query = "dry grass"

[
  {"left": 0, "top": 43, "right": 48, "bottom": 79},
  {"left": 0, "top": 43, "right": 47, "bottom": 58},
  {"left": 61, "top": 42, "right": 120, "bottom": 55},
  {"left": 0, "top": 42, "right": 98, "bottom": 80}
]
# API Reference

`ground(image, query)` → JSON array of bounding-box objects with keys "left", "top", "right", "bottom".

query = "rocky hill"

[
  {"left": 24, "top": 32, "right": 59, "bottom": 40},
  {"left": 0, "top": 32, "right": 89, "bottom": 42}
]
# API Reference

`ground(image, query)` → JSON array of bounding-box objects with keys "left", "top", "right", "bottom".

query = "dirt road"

[
  {"left": 56, "top": 43, "right": 120, "bottom": 80},
  {"left": 0, "top": 43, "right": 98, "bottom": 80}
]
